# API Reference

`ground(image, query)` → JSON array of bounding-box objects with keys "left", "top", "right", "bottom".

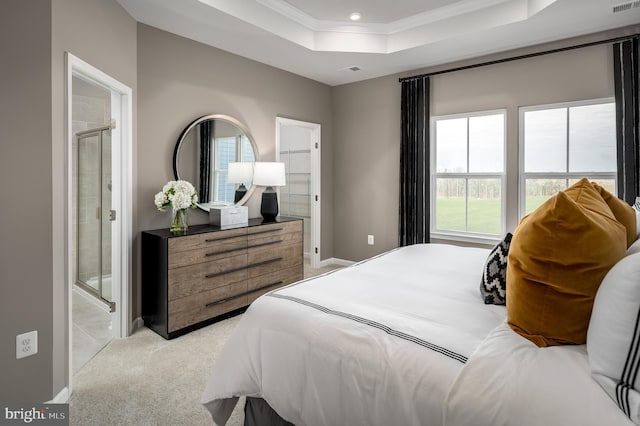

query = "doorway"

[
  {"left": 276, "top": 118, "right": 321, "bottom": 268},
  {"left": 70, "top": 79, "right": 114, "bottom": 374},
  {"left": 66, "top": 53, "right": 133, "bottom": 392}
]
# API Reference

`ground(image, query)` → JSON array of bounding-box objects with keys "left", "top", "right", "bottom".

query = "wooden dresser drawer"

[
  {"left": 168, "top": 253, "right": 247, "bottom": 301},
  {"left": 247, "top": 221, "right": 302, "bottom": 246},
  {"left": 168, "top": 227, "right": 247, "bottom": 253},
  {"left": 247, "top": 243, "right": 303, "bottom": 277},
  {"left": 246, "top": 265, "right": 303, "bottom": 304},
  {"left": 168, "top": 240, "right": 248, "bottom": 269},
  {"left": 168, "top": 281, "right": 248, "bottom": 332}
]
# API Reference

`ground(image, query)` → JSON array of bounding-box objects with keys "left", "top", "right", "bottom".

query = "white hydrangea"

[
  {"left": 162, "top": 180, "right": 176, "bottom": 194},
  {"left": 172, "top": 191, "right": 192, "bottom": 210},
  {"left": 154, "top": 191, "right": 167, "bottom": 209},
  {"left": 154, "top": 179, "right": 198, "bottom": 211},
  {"left": 173, "top": 180, "right": 195, "bottom": 196}
]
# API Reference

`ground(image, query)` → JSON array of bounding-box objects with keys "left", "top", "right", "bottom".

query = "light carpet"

[
  {"left": 70, "top": 261, "right": 343, "bottom": 426},
  {"left": 70, "top": 314, "right": 245, "bottom": 426}
]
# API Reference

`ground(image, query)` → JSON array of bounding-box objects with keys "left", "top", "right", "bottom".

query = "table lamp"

[
  {"left": 227, "top": 162, "right": 254, "bottom": 203},
  {"left": 252, "top": 162, "right": 286, "bottom": 221}
]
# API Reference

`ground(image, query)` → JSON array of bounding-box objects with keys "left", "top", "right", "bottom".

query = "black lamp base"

[
  {"left": 234, "top": 184, "right": 247, "bottom": 204},
  {"left": 260, "top": 187, "right": 279, "bottom": 222}
]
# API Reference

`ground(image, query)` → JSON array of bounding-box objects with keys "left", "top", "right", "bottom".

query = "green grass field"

[{"left": 436, "top": 195, "right": 551, "bottom": 234}]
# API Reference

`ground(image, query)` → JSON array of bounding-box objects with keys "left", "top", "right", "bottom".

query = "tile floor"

[{"left": 72, "top": 287, "right": 113, "bottom": 374}]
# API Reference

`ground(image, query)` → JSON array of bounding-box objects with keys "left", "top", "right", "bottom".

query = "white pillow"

[
  {"left": 587, "top": 253, "right": 640, "bottom": 424},
  {"left": 629, "top": 239, "right": 640, "bottom": 256},
  {"left": 634, "top": 196, "right": 640, "bottom": 238}
]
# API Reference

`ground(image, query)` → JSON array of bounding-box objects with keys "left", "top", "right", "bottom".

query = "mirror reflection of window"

[{"left": 214, "top": 135, "right": 256, "bottom": 204}]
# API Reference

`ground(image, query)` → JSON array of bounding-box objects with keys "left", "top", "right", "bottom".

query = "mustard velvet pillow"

[
  {"left": 591, "top": 182, "right": 637, "bottom": 248},
  {"left": 506, "top": 179, "right": 627, "bottom": 347}
]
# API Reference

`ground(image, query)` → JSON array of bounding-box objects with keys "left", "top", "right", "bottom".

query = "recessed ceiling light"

[{"left": 349, "top": 12, "right": 361, "bottom": 21}]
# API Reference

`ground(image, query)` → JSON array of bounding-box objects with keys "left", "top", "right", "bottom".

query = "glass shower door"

[{"left": 76, "top": 127, "right": 113, "bottom": 306}]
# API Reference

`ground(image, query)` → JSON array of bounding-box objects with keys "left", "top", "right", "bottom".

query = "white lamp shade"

[
  {"left": 253, "top": 162, "right": 286, "bottom": 187},
  {"left": 227, "top": 162, "right": 254, "bottom": 184}
]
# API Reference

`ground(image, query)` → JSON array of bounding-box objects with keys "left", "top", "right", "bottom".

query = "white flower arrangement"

[{"left": 154, "top": 180, "right": 198, "bottom": 211}]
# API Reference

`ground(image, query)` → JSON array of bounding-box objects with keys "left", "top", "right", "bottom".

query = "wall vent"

[{"left": 612, "top": 1, "right": 640, "bottom": 13}]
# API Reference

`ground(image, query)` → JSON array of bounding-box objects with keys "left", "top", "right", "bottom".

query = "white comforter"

[{"left": 202, "top": 244, "right": 506, "bottom": 425}]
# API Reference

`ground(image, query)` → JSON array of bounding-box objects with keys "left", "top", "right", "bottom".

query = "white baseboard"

[
  {"left": 319, "top": 257, "right": 355, "bottom": 268},
  {"left": 131, "top": 317, "right": 144, "bottom": 334},
  {"left": 47, "top": 387, "right": 69, "bottom": 404}
]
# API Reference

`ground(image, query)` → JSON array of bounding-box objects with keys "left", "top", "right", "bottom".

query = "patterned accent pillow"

[
  {"left": 480, "top": 232, "right": 512, "bottom": 305},
  {"left": 635, "top": 197, "right": 640, "bottom": 239}
]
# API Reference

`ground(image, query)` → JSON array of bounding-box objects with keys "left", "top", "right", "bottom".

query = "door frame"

[
  {"left": 65, "top": 53, "right": 133, "bottom": 390},
  {"left": 275, "top": 117, "right": 321, "bottom": 268}
]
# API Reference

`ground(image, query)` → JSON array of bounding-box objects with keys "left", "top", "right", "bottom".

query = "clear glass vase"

[{"left": 170, "top": 207, "right": 188, "bottom": 234}]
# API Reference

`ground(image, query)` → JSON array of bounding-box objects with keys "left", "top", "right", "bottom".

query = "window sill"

[{"left": 430, "top": 232, "right": 500, "bottom": 248}]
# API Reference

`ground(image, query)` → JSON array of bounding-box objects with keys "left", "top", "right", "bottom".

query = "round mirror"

[{"left": 173, "top": 114, "right": 259, "bottom": 211}]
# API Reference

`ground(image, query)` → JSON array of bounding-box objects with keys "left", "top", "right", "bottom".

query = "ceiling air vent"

[
  {"left": 612, "top": 1, "right": 640, "bottom": 13},
  {"left": 339, "top": 65, "right": 362, "bottom": 72}
]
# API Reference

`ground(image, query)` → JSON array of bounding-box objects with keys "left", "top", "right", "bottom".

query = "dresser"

[{"left": 142, "top": 217, "right": 303, "bottom": 339}]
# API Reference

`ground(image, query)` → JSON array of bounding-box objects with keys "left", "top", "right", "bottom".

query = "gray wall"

[
  {"left": 332, "top": 76, "right": 400, "bottom": 260},
  {"left": 0, "top": 0, "right": 137, "bottom": 403},
  {"left": 51, "top": 0, "right": 138, "bottom": 398},
  {"left": 136, "top": 24, "right": 334, "bottom": 317},
  {"left": 0, "top": 0, "right": 53, "bottom": 404},
  {"left": 331, "top": 25, "right": 640, "bottom": 262}
]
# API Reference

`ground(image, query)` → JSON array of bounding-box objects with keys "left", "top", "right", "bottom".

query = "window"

[
  {"left": 431, "top": 110, "right": 506, "bottom": 239},
  {"left": 519, "top": 99, "right": 616, "bottom": 216},
  {"left": 214, "top": 135, "right": 255, "bottom": 204}
]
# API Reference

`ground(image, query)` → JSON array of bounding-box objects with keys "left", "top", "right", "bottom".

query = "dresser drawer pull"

[
  {"left": 204, "top": 281, "right": 284, "bottom": 308},
  {"left": 204, "top": 234, "right": 245, "bottom": 243},
  {"left": 205, "top": 293, "right": 245, "bottom": 307},
  {"left": 249, "top": 228, "right": 283, "bottom": 236},
  {"left": 247, "top": 257, "right": 283, "bottom": 269},
  {"left": 205, "top": 265, "right": 247, "bottom": 279},
  {"left": 204, "top": 256, "right": 282, "bottom": 279},
  {"left": 251, "top": 280, "right": 284, "bottom": 293},
  {"left": 246, "top": 240, "right": 283, "bottom": 250},
  {"left": 205, "top": 246, "right": 247, "bottom": 257}
]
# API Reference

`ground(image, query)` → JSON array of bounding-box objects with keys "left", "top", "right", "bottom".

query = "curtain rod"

[{"left": 398, "top": 33, "right": 639, "bottom": 83}]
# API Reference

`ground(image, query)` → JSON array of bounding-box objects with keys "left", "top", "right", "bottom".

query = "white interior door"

[{"left": 276, "top": 118, "right": 321, "bottom": 268}]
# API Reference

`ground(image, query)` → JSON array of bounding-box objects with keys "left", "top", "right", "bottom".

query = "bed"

[
  {"left": 201, "top": 245, "right": 639, "bottom": 425},
  {"left": 202, "top": 183, "right": 640, "bottom": 426}
]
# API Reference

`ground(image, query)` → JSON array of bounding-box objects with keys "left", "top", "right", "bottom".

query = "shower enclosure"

[{"left": 75, "top": 126, "right": 113, "bottom": 309}]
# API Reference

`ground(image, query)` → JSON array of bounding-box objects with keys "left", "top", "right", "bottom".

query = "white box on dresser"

[{"left": 209, "top": 206, "right": 248, "bottom": 227}]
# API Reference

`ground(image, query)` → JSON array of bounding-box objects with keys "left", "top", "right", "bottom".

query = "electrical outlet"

[
  {"left": 367, "top": 235, "right": 374, "bottom": 245},
  {"left": 16, "top": 330, "right": 38, "bottom": 359}
]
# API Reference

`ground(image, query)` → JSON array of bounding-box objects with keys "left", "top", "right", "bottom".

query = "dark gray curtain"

[
  {"left": 399, "top": 76, "right": 430, "bottom": 246},
  {"left": 613, "top": 37, "right": 639, "bottom": 204},
  {"left": 199, "top": 121, "right": 213, "bottom": 203}
]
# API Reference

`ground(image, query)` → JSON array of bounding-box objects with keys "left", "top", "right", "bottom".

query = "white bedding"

[
  {"left": 201, "top": 244, "right": 506, "bottom": 425},
  {"left": 444, "top": 322, "right": 634, "bottom": 426}
]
